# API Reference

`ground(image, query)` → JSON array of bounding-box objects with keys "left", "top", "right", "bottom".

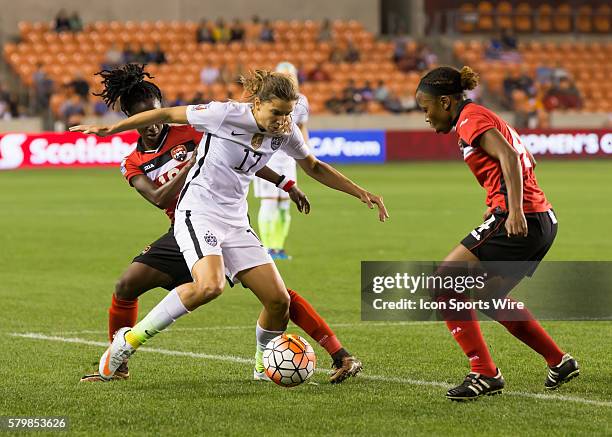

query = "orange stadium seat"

[
  {"left": 554, "top": 4, "right": 572, "bottom": 33},
  {"left": 536, "top": 4, "right": 553, "bottom": 33},
  {"left": 514, "top": 3, "right": 532, "bottom": 32},
  {"left": 477, "top": 1, "right": 495, "bottom": 31},
  {"left": 594, "top": 5, "right": 611, "bottom": 33},
  {"left": 576, "top": 5, "right": 593, "bottom": 33},
  {"left": 496, "top": 1, "right": 513, "bottom": 30}
]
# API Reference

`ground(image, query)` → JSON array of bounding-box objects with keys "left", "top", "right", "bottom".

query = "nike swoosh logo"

[
  {"left": 459, "top": 118, "right": 469, "bottom": 128},
  {"left": 231, "top": 131, "right": 245, "bottom": 136}
]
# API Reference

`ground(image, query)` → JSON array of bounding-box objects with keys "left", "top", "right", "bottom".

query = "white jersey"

[
  {"left": 266, "top": 93, "right": 309, "bottom": 169},
  {"left": 178, "top": 101, "right": 310, "bottom": 226}
]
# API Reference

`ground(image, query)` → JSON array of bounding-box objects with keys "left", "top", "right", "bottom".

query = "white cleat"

[
  {"left": 98, "top": 327, "right": 136, "bottom": 381},
  {"left": 253, "top": 368, "right": 272, "bottom": 382}
]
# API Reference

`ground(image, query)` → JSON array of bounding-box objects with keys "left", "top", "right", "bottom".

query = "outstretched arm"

[
  {"left": 296, "top": 154, "right": 388, "bottom": 222},
  {"left": 70, "top": 106, "right": 189, "bottom": 136}
]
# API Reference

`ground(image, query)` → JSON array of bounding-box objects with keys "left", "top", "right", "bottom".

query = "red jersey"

[
  {"left": 121, "top": 125, "right": 203, "bottom": 222},
  {"left": 454, "top": 100, "right": 552, "bottom": 214}
]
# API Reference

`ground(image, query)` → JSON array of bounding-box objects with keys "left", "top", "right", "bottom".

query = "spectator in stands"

[
  {"left": 259, "top": 20, "right": 275, "bottom": 42},
  {"left": 0, "top": 82, "right": 16, "bottom": 120},
  {"left": 70, "top": 72, "right": 90, "bottom": 100},
  {"left": 318, "top": 19, "right": 332, "bottom": 42},
  {"left": 148, "top": 43, "right": 167, "bottom": 64},
  {"left": 32, "top": 63, "right": 54, "bottom": 113},
  {"left": 230, "top": 19, "right": 245, "bottom": 42},
  {"left": 345, "top": 39, "right": 360, "bottom": 63},
  {"left": 102, "top": 44, "right": 123, "bottom": 70},
  {"left": 359, "top": 81, "right": 374, "bottom": 102},
  {"left": 399, "top": 91, "right": 417, "bottom": 112},
  {"left": 54, "top": 9, "right": 71, "bottom": 33},
  {"left": 382, "top": 92, "right": 403, "bottom": 114},
  {"left": 374, "top": 80, "right": 390, "bottom": 102},
  {"left": 325, "top": 91, "right": 344, "bottom": 114},
  {"left": 295, "top": 62, "right": 307, "bottom": 84},
  {"left": 60, "top": 91, "right": 86, "bottom": 128},
  {"left": 416, "top": 44, "right": 437, "bottom": 71},
  {"left": 122, "top": 43, "right": 141, "bottom": 64},
  {"left": 543, "top": 76, "right": 582, "bottom": 111},
  {"left": 200, "top": 62, "right": 220, "bottom": 85},
  {"left": 196, "top": 19, "right": 214, "bottom": 43},
  {"left": 485, "top": 30, "right": 520, "bottom": 62},
  {"left": 503, "top": 66, "right": 535, "bottom": 108},
  {"left": 396, "top": 44, "right": 419, "bottom": 72},
  {"left": 329, "top": 43, "right": 344, "bottom": 64},
  {"left": 69, "top": 11, "right": 83, "bottom": 32},
  {"left": 211, "top": 18, "right": 231, "bottom": 43},
  {"left": 170, "top": 93, "right": 187, "bottom": 106},
  {"left": 307, "top": 63, "right": 330, "bottom": 82}
]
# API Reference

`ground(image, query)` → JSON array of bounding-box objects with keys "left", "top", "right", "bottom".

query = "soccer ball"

[{"left": 262, "top": 334, "right": 316, "bottom": 387}]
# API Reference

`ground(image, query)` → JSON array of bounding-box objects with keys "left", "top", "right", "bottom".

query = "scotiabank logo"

[
  {"left": 0, "top": 132, "right": 138, "bottom": 169},
  {"left": 0, "top": 134, "right": 26, "bottom": 169}
]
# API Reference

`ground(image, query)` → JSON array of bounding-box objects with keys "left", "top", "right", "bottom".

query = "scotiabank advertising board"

[
  {"left": 386, "top": 129, "right": 612, "bottom": 161},
  {"left": 0, "top": 132, "right": 139, "bottom": 170},
  {"left": 1, "top": 129, "right": 611, "bottom": 170}
]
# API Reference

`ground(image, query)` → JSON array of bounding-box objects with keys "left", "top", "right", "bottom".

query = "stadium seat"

[
  {"left": 594, "top": 5, "right": 611, "bottom": 33},
  {"left": 458, "top": 3, "right": 477, "bottom": 33},
  {"left": 496, "top": 1, "right": 513, "bottom": 30},
  {"left": 576, "top": 5, "right": 593, "bottom": 33},
  {"left": 554, "top": 4, "right": 572, "bottom": 33},
  {"left": 536, "top": 4, "right": 553, "bottom": 33},
  {"left": 477, "top": 1, "right": 495, "bottom": 31}
]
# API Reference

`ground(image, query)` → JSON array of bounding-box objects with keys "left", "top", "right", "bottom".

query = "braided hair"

[
  {"left": 417, "top": 66, "right": 479, "bottom": 97},
  {"left": 93, "top": 64, "right": 163, "bottom": 115}
]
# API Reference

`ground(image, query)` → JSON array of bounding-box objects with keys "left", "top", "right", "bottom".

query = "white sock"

[
  {"left": 256, "top": 322, "right": 284, "bottom": 352},
  {"left": 129, "top": 289, "right": 190, "bottom": 345}
]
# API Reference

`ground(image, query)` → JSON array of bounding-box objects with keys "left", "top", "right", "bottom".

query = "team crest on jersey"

[
  {"left": 271, "top": 136, "right": 285, "bottom": 150},
  {"left": 141, "top": 245, "right": 151, "bottom": 255},
  {"left": 171, "top": 144, "right": 188, "bottom": 162},
  {"left": 204, "top": 231, "right": 218, "bottom": 247},
  {"left": 251, "top": 133, "right": 265, "bottom": 150}
]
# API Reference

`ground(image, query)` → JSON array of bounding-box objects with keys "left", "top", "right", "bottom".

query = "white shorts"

[
  {"left": 253, "top": 163, "right": 297, "bottom": 199},
  {"left": 174, "top": 210, "right": 273, "bottom": 284}
]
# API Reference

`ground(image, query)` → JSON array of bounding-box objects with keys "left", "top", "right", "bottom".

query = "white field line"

[
  {"left": 9, "top": 332, "right": 612, "bottom": 409},
  {"left": 50, "top": 321, "right": 439, "bottom": 336}
]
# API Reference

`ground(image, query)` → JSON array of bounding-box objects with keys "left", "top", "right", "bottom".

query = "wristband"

[{"left": 281, "top": 180, "right": 296, "bottom": 192}]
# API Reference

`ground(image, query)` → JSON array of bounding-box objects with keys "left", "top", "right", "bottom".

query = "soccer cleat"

[
  {"left": 446, "top": 369, "right": 505, "bottom": 401},
  {"left": 545, "top": 354, "right": 580, "bottom": 390},
  {"left": 98, "top": 327, "right": 136, "bottom": 381},
  {"left": 80, "top": 361, "right": 130, "bottom": 382},
  {"left": 329, "top": 355, "right": 363, "bottom": 384},
  {"left": 253, "top": 368, "right": 272, "bottom": 382}
]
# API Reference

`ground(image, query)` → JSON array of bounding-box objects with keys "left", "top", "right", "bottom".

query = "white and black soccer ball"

[{"left": 262, "top": 334, "right": 316, "bottom": 387}]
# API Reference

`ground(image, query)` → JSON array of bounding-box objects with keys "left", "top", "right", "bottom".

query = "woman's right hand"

[{"left": 69, "top": 125, "right": 114, "bottom": 136}]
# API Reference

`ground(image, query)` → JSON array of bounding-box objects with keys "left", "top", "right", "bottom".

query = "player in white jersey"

[
  {"left": 253, "top": 62, "right": 308, "bottom": 260},
  {"left": 71, "top": 70, "right": 388, "bottom": 381}
]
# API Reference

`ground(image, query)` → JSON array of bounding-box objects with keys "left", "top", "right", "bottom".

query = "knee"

[
  {"left": 114, "top": 275, "right": 139, "bottom": 300},
  {"left": 265, "top": 290, "right": 290, "bottom": 315},
  {"left": 192, "top": 278, "right": 225, "bottom": 304}
]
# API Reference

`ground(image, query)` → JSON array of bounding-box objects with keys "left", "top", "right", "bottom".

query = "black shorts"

[
  {"left": 461, "top": 208, "right": 558, "bottom": 276},
  {"left": 132, "top": 226, "right": 192, "bottom": 291}
]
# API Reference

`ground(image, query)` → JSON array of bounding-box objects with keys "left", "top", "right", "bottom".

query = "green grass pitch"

[{"left": 1, "top": 161, "right": 611, "bottom": 436}]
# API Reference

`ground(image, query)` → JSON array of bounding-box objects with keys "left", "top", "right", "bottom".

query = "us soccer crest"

[
  {"left": 251, "top": 133, "right": 264, "bottom": 150},
  {"left": 204, "top": 231, "right": 218, "bottom": 247},
  {"left": 171, "top": 144, "right": 188, "bottom": 162},
  {"left": 271, "top": 136, "right": 285, "bottom": 150}
]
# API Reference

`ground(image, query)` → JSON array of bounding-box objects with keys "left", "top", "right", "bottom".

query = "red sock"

[
  {"left": 445, "top": 318, "right": 498, "bottom": 377},
  {"left": 287, "top": 289, "right": 342, "bottom": 356},
  {"left": 494, "top": 300, "right": 565, "bottom": 367},
  {"left": 108, "top": 294, "right": 138, "bottom": 342}
]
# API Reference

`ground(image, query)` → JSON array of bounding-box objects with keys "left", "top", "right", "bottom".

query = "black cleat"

[
  {"left": 545, "top": 354, "right": 579, "bottom": 390},
  {"left": 446, "top": 369, "right": 505, "bottom": 401}
]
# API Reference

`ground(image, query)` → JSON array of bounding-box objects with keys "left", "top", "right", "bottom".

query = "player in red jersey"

[
  {"left": 415, "top": 66, "right": 579, "bottom": 401},
  {"left": 80, "top": 64, "right": 362, "bottom": 383}
]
